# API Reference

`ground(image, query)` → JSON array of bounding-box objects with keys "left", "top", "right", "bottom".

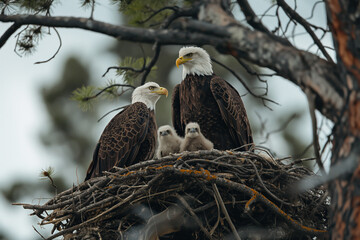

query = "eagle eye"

[
  {"left": 185, "top": 53, "right": 193, "bottom": 58},
  {"left": 148, "top": 86, "right": 156, "bottom": 90}
]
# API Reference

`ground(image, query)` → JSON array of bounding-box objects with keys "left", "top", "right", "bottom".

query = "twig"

[
  {"left": 34, "top": 27, "right": 61, "bottom": 64},
  {"left": 90, "top": 0, "right": 95, "bottom": 19},
  {"left": 237, "top": 0, "right": 270, "bottom": 33},
  {"left": 212, "top": 183, "right": 241, "bottom": 240},
  {"left": 248, "top": 159, "right": 297, "bottom": 206},
  {"left": 235, "top": 57, "right": 276, "bottom": 81},
  {"left": 0, "top": 22, "right": 20, "bottom": 48},
  {"left": 259, "top": 113, "right": 297, "bottom": 144},
  {"left": 140, "top": 42, "right": 161, "bottom": 85},
  {"left": 177, "top": 194, "right": 213, "bottom": 239},
  {"left": 210, "top": 196, "right": 220, "bottom": 235},
  {"left": 306, "top": 1, "right": 324, "bottom": 20},
  {"left": 45, "top": 175, "right": 162, "bottom": 240},
  {"left": 15, "top": 150, "right": 327, "bottom": 239},
  {"left": 82, "top": 84, "right": 135, "bottom": 102},
  {"left": 276, "top": 0, "right": 333, "bottom": 63},
  {"left": 236, "top": 0, "right": 291, "bottom": 47},
  {"left": 211, "top": 57, "right": 279, "bottom": 107},
  {"left": 33, "top": 226, "right": 46, "bottom": 240},
  {"left": 305, "top": 89, "right": 326, "bottom": 175},
  {"left": 136, "top": 6, "right": 179, "bottom": 24},
  {"left": 97, "top": 106, "right": 127, "bottom": 122},
  {"left": 102, "top": 63, "right": 146, "bottom": 78},
  {"left": 244, "top": 191, "right": 257, "bottom": 212}
]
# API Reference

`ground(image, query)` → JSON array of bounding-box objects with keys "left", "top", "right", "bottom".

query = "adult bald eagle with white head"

[
  {"left": 85, "top": 82, "right": 168, "bottom": 180},
  {"left": 172, "top": 46, "right": 253, "bottom": 151}
]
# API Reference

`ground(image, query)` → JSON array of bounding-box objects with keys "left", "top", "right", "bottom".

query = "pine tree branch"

[
  {"left": 0, "top": 22, "right": 20, "bottom": 48},
  {"left": 0, "top": 13, "right": 345, "bottom": 120},
  {"left": 276, "top": 0, "right": 334, "bottom": 63}
]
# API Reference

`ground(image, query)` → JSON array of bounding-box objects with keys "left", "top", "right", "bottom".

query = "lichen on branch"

[{"left": 15, "top": 150, "right": 328, "bottom": 239}]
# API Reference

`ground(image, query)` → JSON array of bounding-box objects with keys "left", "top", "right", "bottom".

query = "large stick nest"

[{"left": 18, "top": 150, "right": 328, "bottom": 239}]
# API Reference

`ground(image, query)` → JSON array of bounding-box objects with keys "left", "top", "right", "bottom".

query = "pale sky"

[
  {"left": 0, "top": 1, "right": 333, "bottom": 239},
  {"left": 0, "top": 2, "right": 119, "bottom": 239}
]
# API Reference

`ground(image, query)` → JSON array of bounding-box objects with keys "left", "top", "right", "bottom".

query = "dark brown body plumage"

[
  {"left": 172, "top": 74, "right": 253, "bottom": 150},
  {"left": 85, "top": 102, "right": 157, "bottom": 180}
]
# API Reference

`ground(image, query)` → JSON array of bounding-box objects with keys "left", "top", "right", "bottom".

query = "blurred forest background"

[{"left": 0, "top": 1, "right": 333, "bottom": 239}]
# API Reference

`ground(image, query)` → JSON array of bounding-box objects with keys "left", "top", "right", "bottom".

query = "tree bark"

[
  {"left": 326, "top": 0, "right": 360, "bottom": 238},
  {"left": 2, "top": 1, "right": 360, "bottom": 237},
  {"left": 0, "top": 12, "right": 345, "bottom": 121}
]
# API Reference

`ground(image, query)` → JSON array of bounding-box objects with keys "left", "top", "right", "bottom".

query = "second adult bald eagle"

[
  {"left": 85, "top": 82, "right": 168, "bottom": 180},
  {"left": 173, "top": 46, "right": 253, "bottom": 151}
]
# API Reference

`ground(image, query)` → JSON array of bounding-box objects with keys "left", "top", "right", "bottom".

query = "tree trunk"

[{"left": 326, "top": 0, "right": 360, "bottom": 238}]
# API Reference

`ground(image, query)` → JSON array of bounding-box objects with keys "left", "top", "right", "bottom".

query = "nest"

[{"left": 17, "top": 150, "right": 328, "bottom": 240}]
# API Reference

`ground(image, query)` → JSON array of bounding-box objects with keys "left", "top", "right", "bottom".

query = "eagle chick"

[
  {"left": 180, "top": 122, "right": 213, "bottom": 152},
  {"left": 156, "top": 125, "right": 183, "bottom": 158}
]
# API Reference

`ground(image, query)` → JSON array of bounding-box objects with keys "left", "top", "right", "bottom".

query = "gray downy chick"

[
  {"left": 156, "top": 125, "right": 183, "bottom": 158},
  {"left": 180, "top": 122, "right": 214, "bottom": 152}
]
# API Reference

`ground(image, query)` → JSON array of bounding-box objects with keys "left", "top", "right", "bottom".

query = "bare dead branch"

[
  {"left": 236, "top": 0, "right": 270, "bottom": 33},
  {"left": 236, "top": 0, "right": 292, "bottom": 47},
  {"left": 234, "top": 57, "right": 276, "bottom": 81},
  {"left": 97, "top": 106, "right": 127, "bottom": 122},
  {"left": 33, "top": 226, "right": 46, "bottom": 240},
  {"left": 136, "top": 6, "right": 179, "bottom": 25},
  {"left": 0, "top": 13, "right": 344, "bottom": 120},
  {"left": 34, "top": 27, "right": 61, "bottom": 64},
  {"left": 0, "top": 14, "right": 225, "bottom": 46},
  {"left": 15, "top": 150, "right": 328, "bottom": 239},
  {"left": 305, "top": 89, "right": 326, "bottom": 174},
  {"left": 247, "top": 159, "right": 298, "bottom": 207},
  {"left": 212, "top": 183, "right": 241, "bottom": 240},
  {"left": 141, "top": 42, "right": 161, "bottom": 85},
  {"left": 82, "top": 84, "right": 135, "bottom": 102},
  {"left": 306, "top": 1, "right": 324, "bottom": 20},
  {"left": 0, "top": 22, "right": 20, "bottom": 48},
  {"left": 90, "top": 0, "right": 95, "bottom": 20},
  {"left": 276, "top": 0, "right": 333, "bottom": 63},
  {"left": 177, "top": 194, "right": 214, "bottom": 239},
  {"left": 258, "top": 113, "right": 297, "bottom": 144},
  {"left": 211, "top": 57, "right": 279, "bottom": 108},
  {"left": 102, "top": 45, "right": 147, "bottom": 77}
]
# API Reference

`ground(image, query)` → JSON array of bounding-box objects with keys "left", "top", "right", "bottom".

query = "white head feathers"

[
  {"left": 178, "top": 46, "right": 213, "bottom": 80},
  {"left": 131, "top": 82, "right": 168, "bottom": 110}
]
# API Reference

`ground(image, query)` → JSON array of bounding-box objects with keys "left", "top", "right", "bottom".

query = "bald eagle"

[
  {"left": 180, "top": 122, "right": 213, "bottom": 152},
  {"left": 173, "top": 46, "right": 253, "bottom": 151},
  {"left": 156, "top": 125, "right": 183, "bottom": 158},
  {"left": 85, "top": 82, "right": 168, "bottom": 180}
]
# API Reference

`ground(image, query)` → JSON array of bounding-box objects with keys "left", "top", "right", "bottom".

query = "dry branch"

[
  {"left": 15, "top": 150, "right": 328, "bottom": 239},
  {"left": 0, "top": 10, "right": 345, "bottom": 120}
]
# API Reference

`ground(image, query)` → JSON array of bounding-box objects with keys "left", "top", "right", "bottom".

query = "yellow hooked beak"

[
  {"left": 176, "top": 56, "right": 192, "bottom": 68},
  {"left": 152, "top": 87, "right": 168, "bottom": 97}
]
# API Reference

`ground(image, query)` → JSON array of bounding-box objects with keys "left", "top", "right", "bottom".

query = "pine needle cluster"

[
  {"left": 112, "top": 0, "right": 177, "bottom": 27},
  {"left": 19, "top": 0, "right": 55, "bottom": 13},
  {"left": 118, "top": 56, "right": 157, "bottom": 85},
  {"left": 16, "top": 26, "right": 43, "bottom": 55},
  {"left": 71, "top": 85, "right": 97, "bottom": 111}
]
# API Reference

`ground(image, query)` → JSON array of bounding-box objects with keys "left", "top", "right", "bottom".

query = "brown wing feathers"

[
  {"left": 210, "top": 77, "right": 253, "bottom": 151},
  {"left": 172, "top": 74, "right": 253, "bottom": 150},
  {"left": 85, "top": 102, "right": 152, "bottom": 180},
  {"left": 172, "top": 84, "right": 184, "bottom": 137}
]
